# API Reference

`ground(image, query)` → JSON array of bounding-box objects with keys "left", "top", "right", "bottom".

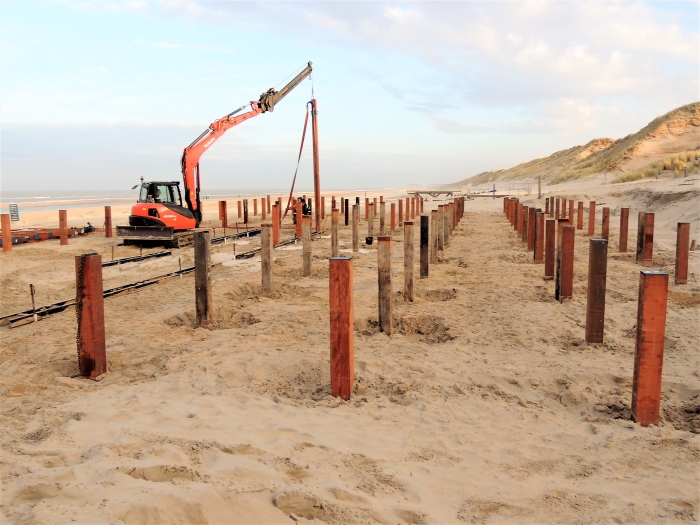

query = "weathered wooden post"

[
  {"left": 601, "top": 207, "right": 610, "bottom": 240},
  {"left": 267, "top": 195, "right": 271, "bottom": 214},
  {"left": 295, "top": 201, "right": 303, "bottom": 238},
  {"left": 302, "top": 216, "right": 312, "bottom": 276},
  {"left": 74, "top": 254, "right": 106, "bottom": 379},
  {"left": 545, "top": 198, "right": 550, "bottom": 216},
  {"left": 59, "top": 210, "right": 68, "bottom": 245},
  {"left": 587, "top": 201, "right": 596, "bottom": 236},
  {"left": 544, "top": 219, "right": 555, "bottom": 280},
  {"left": 538, "top": 176, "right": 541, "bottom": 199},
  {"left": 194, "top": 230, "right": 212, "bottom": 328},
  {"left": 619, "top": 207, "right": 629, "bottom": 252},
  {"left": 555, "top": 225, "right": 575, "bottom": 302},
  {"left": 321, "top": 196, "right": 326, "bottom": 219},
  {"left": 390, "top": 203, "right": 396, "bottom": 231},
  {"left": 631, "top": 270, "right": 669, "bottom": 426},
  {"left": 243, "top": 199, "right": 249, "bottom": 224},
  {"left": 220, "top": 201, "right": 228, "bottom": 227},
  {"left": 368, "top": 203, "right": 374, "bottom": 239},
  {"left": 443, "top": 204, "right": 450, "bottom": 248},
  {"left": 404, "top": 221, "right": 414, "bottom": 301},
  {"left": 585, "top": 238, "right": 608, "bottom": 343},
  {"left": 430, "top": 210, "right": 438, "bottom": 264},
  {"left": 521, "top": 206, "right": 529, "bottom": 243},
  {"left": 345, "top": 199, "right": 349, "bottom": 226},
  {"left": 331, "top": 209, "right": 339, "bottom": 257},
  {"left": 373, "top": 197, "right": 377, "bottom": 217},
  {"left": 437, "top": 205, "right": 445, "bottom": 251},
  {"left": 379, "top": 201, "right": 386, "bottom": 235},
  {"left": 420, "top": 215, "right": 429, "bottom": 278},
  {"left": 405, "top": 198, "right": 410, "bottom": 221},
  {"left": 238, "top": 200, "right": 242, "bottom": 219},
  {"left": 637, "top": 211, "right": 654, "bottom": 266},
  {"left": 398, "top": 199, "right": 404, "bottom": 226},
  {"left": 577, "top": 201, "right": 584, "bottom": 230},
  {"left": 253, "top": 198, "right": 258, "bottom": 217},
  {"left": 104, "top": 206, "right": 113, "bottom": 238},
  {"left": 261, "top": 224, "right": 272, "bottom": 294},
  {"left": 272, "top": 204, "right": 281, "bottom": 245},
  {"left": 517, "top": 202, "right": 524, "bottom": 236},
  {"left": 527, "top": 207, "right": 536, "bottom": 251},
  {"left": 410, "top": 198, "right": 414, "bottom": 219},
  {"left": 352, "top": 204, "right": 359, "bottom": 252},
  {"left": 261, "top": 199, "right": 266, "bottom": 220},
  {"left": 377, "top": 236, "right": 393, "bottom": 335},
  {"left": 534, "top": 211, "right": 544, "bottom": 263},
  {"left": 675, "top": 222, "right": 690, "bottom": 284},
  {"left": 555, "top": 198, "right": 560, "bottom": 219},
  {"left": 562, "top": 198, "right": 567, "bottom": 218},
  {"left": 365, "top": 198, "right": 369, "bottom": 220},
  {"left": 568, "top": 200, "right": 574, "bottom": 223},
  {"left": 329, "top": 256, "right": 354, "bottom": 400},
  {"left": 2, "top": 213, "right": 12, "bottom": 252}
]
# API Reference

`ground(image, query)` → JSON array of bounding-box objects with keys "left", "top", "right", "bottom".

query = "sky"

[{"left": 0, "top": 0, "right": 698, "bottom": 192}]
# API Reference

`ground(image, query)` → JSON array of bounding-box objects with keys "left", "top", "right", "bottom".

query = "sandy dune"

[{"left": 1, "top": 181, "right": 698, "bottom": 524}]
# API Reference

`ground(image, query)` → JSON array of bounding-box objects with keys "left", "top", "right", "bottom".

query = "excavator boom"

[{"left": 181, "top": 62, "right": 313, "bottom": 224}]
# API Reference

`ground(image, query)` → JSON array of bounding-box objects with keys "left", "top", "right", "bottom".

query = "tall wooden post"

[
  {"left": 311, "top": 99, "right": 321, "bottom": 232},
  {"left": 272, "top": 204, "right": 281, "bottom": 245},
  {"left": 405, "top": 198, "right": 410, "bottom": 221},
  {"left": 555, "top": 198, "right": 560, "bottom": 219},
  {"left": 517, "top": 203, "right": 524, "bottom": 236},
  {"left": 420, "top": 215, "right": 429, "bottom": 279},
  {"left": 267, "top": 195, "right": 271, "bottom": 214},
  {"left": 238, "top": 200, "right": 242, "bottom": 219},
  {"left": 243, "top": 199, "right": 249, "bottom": 224},
  {"left": 377, "top": 236, "right": 393, "bottom": 335},
  {"left": 601, "top": 207, "right": 610, "bottom": 240},
  {"left": 365, "top": 198, "right": 369, "bottom": 220},
  {"left": 544, "top": 219, "right": 555, "bottom": 280},
  {"left": 261, "top": 224, "right": 272, "bottom": 294},
  {"left": 75, "top": 254, "right": 106, "bottom": 379},
  {"left": 521, "top": 206, "right": 529, "bottom": 243},
  {"left": 430, "top": 210, "right": 438, "bottom": 264},
  {"left": 220, "top": 201, "right": 228, "bottom": 227},
  {"left": 585, "top": 238, "right": 608, "bottom": 343},
  {"left": 545, "top": 198, "right": 550, "bottom": 216},
  {"left": 379, "top": 202, "right": 386, "bottom": 235},
  {"left": 675, "top": 222, "right": 690, "bottom": 284},
  {"left": 261, "top": 199, "right": 266, "bottom": 221},
  {"left": 329, "top": 256, "right": 354, "bottom": 400},
  {"left": 344, "top": 199, "right": 349, "bottom": 226},
  {"left": 194, "top": 230, "right": 212, "bottom": 329},
  {"left": 587, "top": 201, "right": 596, "bottom": 236},
  {"left": 404, "top": 222, "right": 414, "bottom": 301},
  {"left": 555, "top": 225, "right": 575, "bottom": 302},
  {"left": 534, "top": 212, "right": 544, "bottom": 263},
  {"left": 636, "top": 212, "right": 654, "bottom": 266},
  {"left": 390, "top": 203, "right": 396, "bottom": 231},
  {"left": 1, "top": 213, "right": 12, "bottom": 252},
  {"left": 295, "top": 202, "right": 303, "bottom": 238},
  {"left": 631, "top": 270, "right": 669, "bottom": 426},
  {"left": 577, "top": 201, "right": 584, "bottom": 230},
  {"left": 253, "top": 198, "right": 258, "bottom": 217},
  {"left": 562, "top": 198, "right": 567, "bottom": 219},
  {"left": 538, "top": 176, "right": 541, "bottom": 199},
  {"left": 331, "top": 209, "right": 339, "bottom": 257},
  {"left": 398, "top": 199, "right": 403, "bottom": 226},
  {"left": 373, "top": 197, "right": 377, "bottom": 217},
  {"left": 302, "top": 216, "right": 312, "bottom": 276},
  {"left": 437, "top": 206, "right": 445, "bottom": 251},
  {"left": 619, "top": 207, "right": 629, "bottom": 252},
  {"left": 321, "top": 196, "right": 326, "bottom": 219},
  {"left": 527, "top": 207, "right": 536, "bottom": 251},
  {"left": 59, "top": 210, "right": 68, "bottom": 245},
  {"left": 352, "top": 205, "right": 359, "bottom": 252},
  {"left": 104, "top": 206, "right": 112, "bottom": 238},
  {"left": 368, "top": 203, "right": 374, "bottom": 239},
  {"left": 443, "top": 205, "right": 450, "bottom": 248}
]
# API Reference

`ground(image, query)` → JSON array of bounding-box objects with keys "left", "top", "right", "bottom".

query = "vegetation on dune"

[{"left": 610, "top": 149, "right": 700, "bottom": 184}]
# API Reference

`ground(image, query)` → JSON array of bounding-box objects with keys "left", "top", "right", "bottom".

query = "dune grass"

[{"left": 610, "top": 149, "right": 700, "bottom": 184}]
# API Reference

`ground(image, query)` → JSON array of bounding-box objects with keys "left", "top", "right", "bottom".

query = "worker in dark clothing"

[{"left": 301, "top": 197, "right": 311, "bottom": 216}]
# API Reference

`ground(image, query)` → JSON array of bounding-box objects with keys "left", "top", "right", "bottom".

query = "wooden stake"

[
  {"left": 637, "top": 212, "right": 654, "bottom": 266},
  {"left": 555, "top": 198, "right": 560, "bottom": 219},
  {"left": 267, "top": 195, "right": 271, "bottom": 214},
  {"left": 253, "top": 198, "right": 258, "bottom": 217},
  {"left": 377, "top": 236, "right": 393, "bottom": 335},
  {"left": 443, "top": 204, "right": 450, "bottom": 248},
  {"left": 587, "top": 201, "right": 596, "bottom": 236},
  {"left": 59, "top": 209, "right": 68, "bottom": 245},
  {"left": 365, "top": 198, "right": 369, "bottom": 220},
  {"left": 601, "top": 207, "right": 610, "bottom": 240},
  {"left": 368, "top": 203, "right": 374, "bottom": 239},
  {"left": 331, "top": 209, "right": 339, "bottom": 257},
  {"left": 321, "top": 196, "right": 326, "bottom": 220},
  {"left": 238, "top": 200, "right": 242, "bottom": 219},
  {"left": 437, "top": 205, "right": 445, "bottom": 251},
  {"left": 631, "top": 270, "right": 669, "bottom": 426},
  {"left": 521, "top": 206, "right": 529, "bottom": 243},
  {"left": 404, "top": 222, "right": 414, "bottom": 301},
  {"left": 398, "top": 199, "right": 403, "bottom": 226},
  {"left": 75, "top": 254, "right": 106, "bottom": 379},
  {"left": 538, "top": 176, "right": 541, "bottom": 199},
  {"left": 104, "top": 206, "right": 112, "bottom": 238},
  {"left": 390, "top": 203, "right": 396, "bottom": 231},
  {"left": 555, "top": 225, "right": 575, "bottom": 302},
  {"left": 577, "top": 201, "right": 584, "bottom": 230},
  {"left": 1, "top": 213, "right": 11, "bottom": 252},
  {"left": 272, "top": 204, "right": 280, "bottom": 245},
  {"left": 517, "top": 202, "right": 524, "bottom": 236},
  {"left": 420, "top": 215, "right": 429, "bottom": 278},
  {"left": 585, "top": 238, "right": 608, "bottom": 343},
  {"left": 430, "top": 210, "right": 438, "bottom": 264},
  {"left": 619, "top": 207, "right": 629, "bottom": 252},
  {"left": 194, "top": 230, "right": 212, "bottom": 328},
  {"left": 675, "top": 222, "right": 690, "bottom": 284},
  {"left": 329, "top": 256, "right": 354, "bottom": 400},
  {"left": 544, "top": 219, "right": 555, "bottom": 280},
  {"left": 527, "top": 207, "right": 536, "bottom": 251},
  {"left": 345, "top": 199, "right": 349, "bottom": 226},
  {"left": 373, "top": 197, "right": 377, "bottom": 217},
  {"left": 295, "top": 202, "right": 303, "bottom": 239},
  {"left": 261, "top": 199, "right": 266, "bottom": 221},
  {"left": 380, "top": 202, "right": 386, "bottom": 235},
  {"left": 534, "top": 211, "right": 544, "bottom": 263},
  {"left": 261, "top": 224, "right": 272, "bottom": 294},
  {"left": 302, "top": 216, "right": 312, "bottom": 276},
  {"left": 352, "top": 204, "right": 359, "bottom": 252},
  {"left": 545, "top": 197, "right": 550, "bottom": 216}
]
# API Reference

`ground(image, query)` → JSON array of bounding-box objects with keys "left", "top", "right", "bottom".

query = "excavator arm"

[{"left": 181, "top": 61, "right": 313, "bottom": 224}]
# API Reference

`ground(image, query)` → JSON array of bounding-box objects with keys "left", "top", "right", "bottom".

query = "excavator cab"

[
  {"left": 128, "top": 180, "right": 197, "bottom": 230},
  {"left": 138, "top": 182, "right": 183, "bottom": 206}
]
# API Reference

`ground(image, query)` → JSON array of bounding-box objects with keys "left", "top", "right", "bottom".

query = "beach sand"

[{"left": 1, "top": 180, "right": 698, "bottom": 524}]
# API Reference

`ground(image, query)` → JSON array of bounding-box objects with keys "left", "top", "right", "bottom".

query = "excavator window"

[{"left": 138, "top": 183, "right": 182, "bottom": 206}]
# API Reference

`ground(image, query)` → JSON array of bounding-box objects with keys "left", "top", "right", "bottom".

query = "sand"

[{"left": 1, "top": 181, "right": 698, "bottom": 524}]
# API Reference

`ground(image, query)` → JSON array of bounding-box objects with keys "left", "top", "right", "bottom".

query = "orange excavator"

[{"left": 118, "top": 62, "right": 313, "bottom": 247}]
